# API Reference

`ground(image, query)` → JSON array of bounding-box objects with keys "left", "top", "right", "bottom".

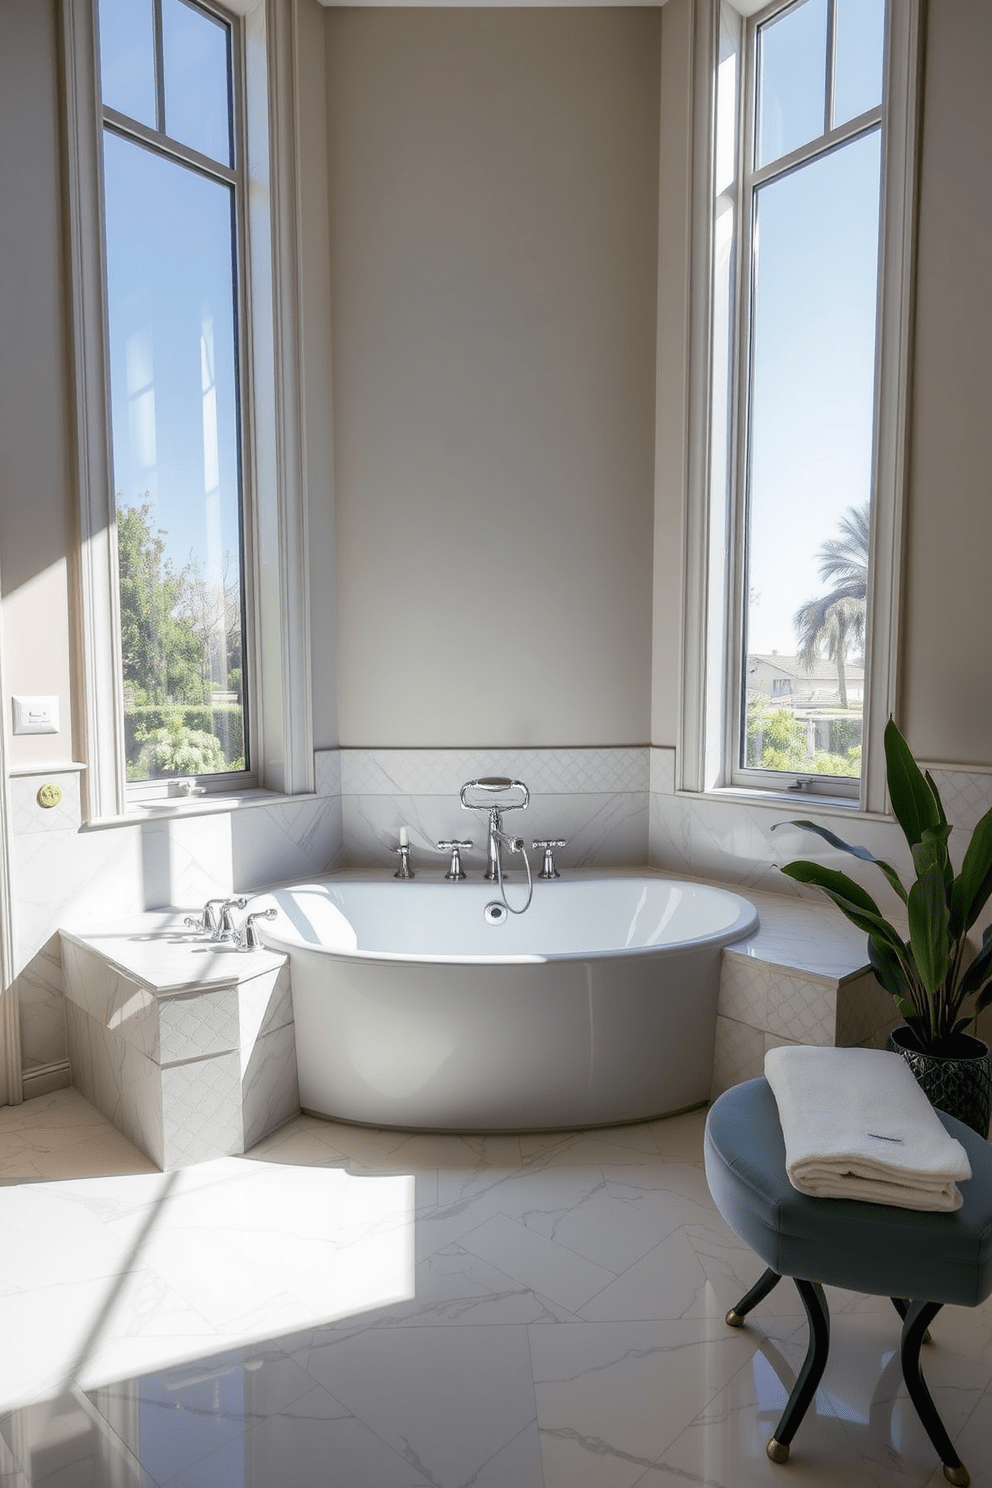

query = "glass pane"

[
  {"left": 757, "top": 0, "right": 828, "bottom": 168},
  {"left": 98, "top": 0, "right": 156, "bottom": 127},
  {"left": 103, "top": 131, "right": 247, "bottom": 780},
  {"left": 743, "top": 131, "right": 882, "bottom": 779},
  {"left": 162, "top": 0, "right": 233, "bottom": 166},
  {"left": 833, "top": 0, "right": 886, "bottom": 128}
]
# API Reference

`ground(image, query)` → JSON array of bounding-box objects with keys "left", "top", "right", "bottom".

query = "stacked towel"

[{"left": 764, "top": 1045, "right": 972, "bottom": 1212}]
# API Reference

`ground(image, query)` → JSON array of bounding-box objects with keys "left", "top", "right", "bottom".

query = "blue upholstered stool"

[{"left": 704, "top": 1077, "right": 992, "bottom": 1486}]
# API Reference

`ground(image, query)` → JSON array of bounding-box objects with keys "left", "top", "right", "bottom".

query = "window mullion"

[
  {"left": 102, "top": 109, "right": 238, "bottom": 187},
  {"left": 825, "top": 0, "right": 837, "bottom": 135},
  {"left": 748, "top": 106, "right": 883, "bottom": 192},
  {"left": 152, "top": 0, "right": 166, "bottom": 135}
]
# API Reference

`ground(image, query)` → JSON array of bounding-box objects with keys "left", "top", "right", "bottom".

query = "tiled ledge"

[
  {"left": 60, "top": 915, "right": 299, "bottom": 1168},
  {"left": 707, "top": 885, "right": 898, "bottom": 1099}
]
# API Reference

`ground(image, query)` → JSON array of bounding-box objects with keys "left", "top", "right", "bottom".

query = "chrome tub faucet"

[{"left": 459, "top": 777, "right": 530, "bottom": 883}]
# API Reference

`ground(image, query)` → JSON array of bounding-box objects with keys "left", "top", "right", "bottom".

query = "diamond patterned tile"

[
  {"left": 161, "top": 1054, "right": 243, "bottom": 1167},
  {"left": 158, "top": 987, "right": 240, "bottom": 1065},
  {"left": 340, "top": 748, "right": 649, "bottom": 797},
  {"left": 649, "top": 747, "right": 676, "bottom": 795},
  {"left": 763, "top": 969, "right": 836, "bottom": 1044},
  {"left": 8, "top": 773, "right": 82, "bottom": 835},
  {"left": 718, "top": 955, "right": 769, "bottom": 1026},
  {"left": 711, "top": 1015, "right": 766, "bottom": 1097},
  {"left": 835, "top": 969, "right": 896, "bottom": 1047},
  {"left": 314, "top": 750, "right": 342, "bottom": 798},
  {"left": 926, "top": 768, "right": 992, "bottom": 831}
]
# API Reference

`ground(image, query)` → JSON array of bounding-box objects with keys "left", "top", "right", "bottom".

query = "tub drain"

[{"left": 484, "top": 901, "right": 509, "bottom": 926}]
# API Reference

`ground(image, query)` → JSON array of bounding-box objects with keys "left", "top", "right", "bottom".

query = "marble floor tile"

[
  {"left": 641, "top": 1340, "right": 879, "bottom": 1488},
  {"left": 1, "top": 1090, "right": 991, "bottom": 1488},
  {"left": 461, "top": 1211, "right": 620, "bottom": 1315},
  {"left": 530, "top": 1316, "right": 801, "bottom": 1488}
]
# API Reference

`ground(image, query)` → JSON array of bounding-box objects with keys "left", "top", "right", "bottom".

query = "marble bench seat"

[{"left": 60, "top": 915, "right": 300, "bottom": 1169}]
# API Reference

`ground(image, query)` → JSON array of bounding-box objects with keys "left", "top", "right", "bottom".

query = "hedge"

[{"left": 125, "top": 704, "right": 244, "bottom": 767}]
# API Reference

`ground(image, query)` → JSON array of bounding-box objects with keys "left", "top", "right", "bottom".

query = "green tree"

[
  {"left": 117, "top": 501, "right": 209, "bottom": 705},
  {"left": 793, "top": 503, "right": 869, "bottom": 708}
]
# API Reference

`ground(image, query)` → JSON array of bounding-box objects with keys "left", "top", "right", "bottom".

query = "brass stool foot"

[
  {"left": 766, "top": 1438, "right": 790, "bottom": 1464},
  {"left": 942, "top": 1465, "right": 970, "bottom": 1487},
  {"left": 725, "top": 1308, "right": 745, "bottom": 1327}
]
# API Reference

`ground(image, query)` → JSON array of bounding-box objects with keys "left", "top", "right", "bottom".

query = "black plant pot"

[{"left": 887, "top": 1026, "right": 992, "bottom": 1139}]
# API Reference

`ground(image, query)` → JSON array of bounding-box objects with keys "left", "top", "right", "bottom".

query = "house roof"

[{"left": 748, "top": 654, "right": 866, "bottom": 683}]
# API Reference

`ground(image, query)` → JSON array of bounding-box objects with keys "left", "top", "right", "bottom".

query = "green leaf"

[
  {"left": 772, "top": 818, "right": 908, "bottom": 903},
  {"left": 867, "top": 936, "right": 910, "bottom": 1002},
  {"left": 912, "top": 823, "right": 953, "bottom": 896},
  {"left": 925, "top": 770, "right": 949, "bottom": 830},
  {"left": 885, "top": 718, "right": 941, "bottom": 848},
  {"left": 959, "top": 932, "right": 992, "bottom": 997},
  {"left": 950, "top": 805, "right": 992, "bottom": 935},
  {"left": 907, "top": 861, "right": 950, "bottom": 995},
  {"left": 779, "top": 859, "right": 882, "bottom": 914},
  {"left": 780, "top": 862, "right": 910, "bottom": 957}
]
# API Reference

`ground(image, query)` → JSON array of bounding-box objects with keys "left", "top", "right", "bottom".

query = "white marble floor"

[{"left": 1, "top": 1088, "right": 990, "bottom": 1488}]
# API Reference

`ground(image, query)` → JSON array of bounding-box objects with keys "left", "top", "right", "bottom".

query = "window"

[
  {"left": 98, "top": 0, "right": 250, "bottom": 792},
  {"left": 736, "top": 0, "right": 884, "bottom": 794},
  {"left": 63, "top": 0, "right": 314, "bottom": 821},
  {"left": 680, "top": 0, "right": 922, "bottom": 811}
]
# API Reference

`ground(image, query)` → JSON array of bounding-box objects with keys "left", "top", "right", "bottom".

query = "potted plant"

[{"left": 773, "top": 719, "right": 992, "bottom": 1137}]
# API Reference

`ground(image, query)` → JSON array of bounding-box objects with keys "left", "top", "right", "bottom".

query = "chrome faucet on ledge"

[{"left": 459, "top": 778, "right": 530, "bottom": 883}]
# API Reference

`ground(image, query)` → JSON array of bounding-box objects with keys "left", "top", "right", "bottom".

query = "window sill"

[
  {"left": 676, "top": 785, "right": 893, "bottom": 822},
  {"left": 81, "top": 789, "right": 322, "bottom": 831}
]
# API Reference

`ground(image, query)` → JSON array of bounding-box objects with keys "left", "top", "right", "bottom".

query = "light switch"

[{"left": 12, "top": 695, "right": 60, "bottom": 735}]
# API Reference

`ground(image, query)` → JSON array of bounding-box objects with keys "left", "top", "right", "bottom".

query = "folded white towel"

[{"left": 764, "top": 1045, "right": 972, "bottom": 1212}]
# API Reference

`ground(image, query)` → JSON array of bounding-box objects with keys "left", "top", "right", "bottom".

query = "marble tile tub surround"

[
  {"left": 8, "top": 767, "right": 344, "bottom": 1080},
  {"left": 59, "top": 916, "right": 299, "bottom": 1169},
  {"left": 3, "top": 1089, "right": 992, "bottom": 1488},
  {"left": 649, "top": 745, "right": 992, "bottom": 911},
  {"left": 338, "top": 746, "right": 650, "bottom": 871},
  {"left": 7, "top": 740, "right": 991, "bottom": 1086}
]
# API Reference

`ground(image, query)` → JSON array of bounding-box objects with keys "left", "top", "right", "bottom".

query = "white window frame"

[
  {"left": 61, "top": 0, "right": 313, "bottom": 822},
  {"left": 678, "top": 0, "right": 923, "bottom": 815}
]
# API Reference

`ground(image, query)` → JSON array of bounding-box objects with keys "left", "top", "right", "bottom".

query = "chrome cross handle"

[
  {"left": 437, "top": 839, "right": 473, "bottom": 881},
  {"left": 533, "top": 839, "right": 567, "bottom": 879},
  {"left": 184, "top": 897, "right": 232, "bottom": 935},
  {"left": 212, "top": 896, "right": 248, "bottom": 941},
  {"left": 234, "top": 907, "right": 277, "bottom": 951}
]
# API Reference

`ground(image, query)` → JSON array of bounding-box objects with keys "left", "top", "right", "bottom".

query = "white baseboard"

[{"left": 22, "top": 1060, "right": 71, "bottom": 1100}]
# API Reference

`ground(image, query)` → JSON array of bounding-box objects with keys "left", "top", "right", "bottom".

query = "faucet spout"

[{"left": 483, "top": 806, "right": 504, "bottom": 883}]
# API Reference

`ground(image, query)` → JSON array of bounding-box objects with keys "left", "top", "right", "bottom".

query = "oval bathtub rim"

[{"left": 256, "top": 872, "right": 759, "bottom": 967}]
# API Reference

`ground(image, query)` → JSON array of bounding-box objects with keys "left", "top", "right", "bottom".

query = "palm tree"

[{"left": 793, "top": 503, "right": 869, "bottom": 708}]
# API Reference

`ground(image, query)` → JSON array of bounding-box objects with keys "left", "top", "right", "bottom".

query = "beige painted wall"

[
  {"left": 2, "top": 0, "right": 992, "bottom": 788},
  {"left": 901, "top": 0, "right": 992, "bottom": 766},
  {"left": 0, "top": 0, "right": 76, "bottom": 772},
  {"left": 325, "top": 6, "right": 660, "bottom": 747}
]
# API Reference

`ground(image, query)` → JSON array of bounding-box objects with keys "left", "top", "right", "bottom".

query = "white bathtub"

[{"left": 255, "top": 874, "right": 758, "bottom": 1132}]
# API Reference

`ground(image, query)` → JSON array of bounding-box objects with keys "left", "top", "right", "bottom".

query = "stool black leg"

[
  {"left": 725, "top": 1266, "right": 782, "bottom": 1327},
  {"left": 891, "top": 1296, "right": 932, "bottom": 1343},
  {"left": 900, "top": 1301, "right": 970, "bottom": 1487},
  {"left": 766, "top": 1279, "right": 830, "bottom": 1465}
]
